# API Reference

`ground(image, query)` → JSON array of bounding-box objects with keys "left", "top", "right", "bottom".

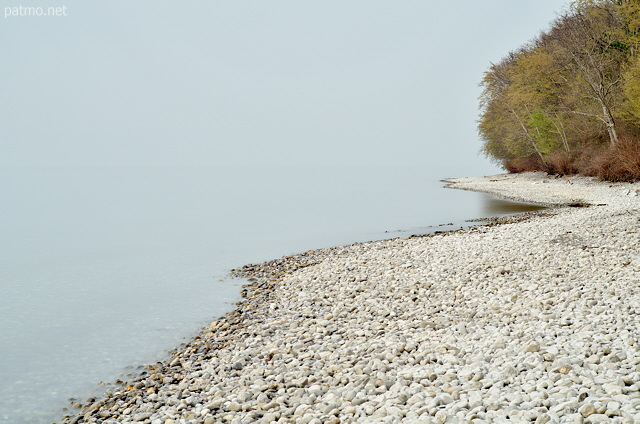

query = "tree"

[
  {"left": 551, "top": 0, "right": 631, "bottom": 145},
  {"left": 479, "top": 55, "right": 546, "bottom": 162},
  {"left": 506, "top": 45, "right": 572, "bottom": 153},
  {"left": 477, "top": 0, "right": 640, "bottom": 180}
]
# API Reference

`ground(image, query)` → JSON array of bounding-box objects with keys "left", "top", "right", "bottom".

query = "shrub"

[
  {"left": 503, "top": 136, "right": 640, "bottom": 181},
  {"left": 504, "top": 156, "right": 545, "bottom": 173},
  {"left": 586, "top": 136, "right": 640, "bottom": 182},
  {"left": 544, "top": 150, "right": 578, "bottom": 176},
  {"left": 571, "top": 144, "right": 602, "bottom": 175}
]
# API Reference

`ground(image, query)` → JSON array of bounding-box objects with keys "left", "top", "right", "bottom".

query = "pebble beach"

[{"left": 61, "top": 172, "right": 640, "bottom": 424}]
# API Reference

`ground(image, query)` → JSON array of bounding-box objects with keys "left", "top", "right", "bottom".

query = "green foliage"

[
  {"left": 622, "top": 57, "right": 640, "bottom": 121},
  {"left": 478, "top": 0, "right": 640, "bottom": 180},
  {"left": 528, "top": 112, "right": 559, "bottom": 154}
]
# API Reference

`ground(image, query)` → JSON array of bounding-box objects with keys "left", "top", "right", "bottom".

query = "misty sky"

[{"left": 2, "top": 1, "right": 566, "bottom": 175}]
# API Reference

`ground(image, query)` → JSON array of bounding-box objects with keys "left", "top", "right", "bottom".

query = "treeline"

[{"left": 479, "top": 0, "right": 640, "bottom": 181}]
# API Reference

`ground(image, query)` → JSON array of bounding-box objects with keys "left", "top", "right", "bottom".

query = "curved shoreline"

[{"left": 61, "top": 172, "right": 640, "bottom": 424}]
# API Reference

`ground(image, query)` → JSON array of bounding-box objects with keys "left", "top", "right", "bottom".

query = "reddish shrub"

[
  {"left": 544, "top": 150, "right": 578, "bottom": 176},
  {"left": 502, "top": 135, "right": 640, "bottom": 181},
  {"left": 586, "top": 136, "right": 640, "bottom": 181},
  {"left": 571, "top": 144, "right": 602, "bottom": 175},
  {"left": 504, "top": 156, "right": 545, "bottom": 173}
]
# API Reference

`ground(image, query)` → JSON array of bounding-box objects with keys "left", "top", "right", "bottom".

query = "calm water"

[{"left": 0, "top": 167, "right": 541, "bottom": 423}]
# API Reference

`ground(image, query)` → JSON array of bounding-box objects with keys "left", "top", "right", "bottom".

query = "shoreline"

[{"left": 61, "top": 172, "right": 640, "bottom": 424}]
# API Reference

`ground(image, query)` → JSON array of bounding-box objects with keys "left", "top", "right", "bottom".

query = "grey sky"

[{"left": 2, "top": 1, "right": 565, "bottom": 175}]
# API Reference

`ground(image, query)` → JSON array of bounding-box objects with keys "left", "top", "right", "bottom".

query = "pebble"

[
  {"left": 579, "top": 404, "right": 596, "bottom": 418},
  {"left": 59, "top": 173, "right": 640, "bottom": 424}
]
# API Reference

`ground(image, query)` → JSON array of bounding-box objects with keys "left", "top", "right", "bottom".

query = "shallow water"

[
  {"left": 0, "top": 167, "right": 542, "bottom": 423},
  {"left": 481, "top": 195, "right": 547, "bottom": 215}
]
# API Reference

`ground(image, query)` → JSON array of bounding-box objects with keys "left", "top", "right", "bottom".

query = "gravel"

[{"left": 59, "top": 172, "right": 640, "bottom": 424}]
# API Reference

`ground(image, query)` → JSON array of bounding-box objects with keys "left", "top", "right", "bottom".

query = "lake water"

[{"left": 0, "top": 166, "right": 541, "bottom": 423}]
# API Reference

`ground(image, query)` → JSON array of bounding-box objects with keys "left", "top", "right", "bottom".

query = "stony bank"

[{"left": 61, "top": 172, "right": 640, "bottom": 424}]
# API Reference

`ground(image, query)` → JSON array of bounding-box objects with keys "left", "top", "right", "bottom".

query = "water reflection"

[{"left": 481, "top": 194, "right": 547, "bottom": 216}]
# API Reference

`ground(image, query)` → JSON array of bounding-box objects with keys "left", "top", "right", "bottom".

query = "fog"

[
  {"left": 1, "top": 2, "right": 565, "bottom": 422},
  {"left": 3, "top": 0, "right": 564, "bottom": 173}
]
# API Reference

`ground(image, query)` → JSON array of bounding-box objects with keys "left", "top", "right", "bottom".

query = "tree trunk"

[
  {"left": 506, "top": 104, "right": 545, "bottom": 162},
  {"left": 602, "top": 102, "right": 619, "bottom": 146},
  {"left": 550, "top": 116, "right": 570, "bottom": 153}
]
